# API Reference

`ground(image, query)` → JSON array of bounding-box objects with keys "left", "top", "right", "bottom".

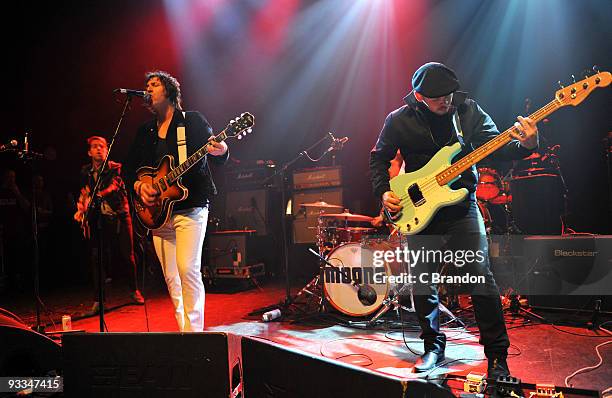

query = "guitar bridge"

[{"left": 407, "top": 183, "right": 426, "bottom": 207}]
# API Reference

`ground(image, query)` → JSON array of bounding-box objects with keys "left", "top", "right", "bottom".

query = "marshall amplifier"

[
  {"left": 292, "top": 166, "right": 342, "bottom": 190},
  {"left": 292, "top": 188, "right": 343, "bottom": 243},
  {"left": 224, "top": 162, "right": 277, "bottom": 191}
]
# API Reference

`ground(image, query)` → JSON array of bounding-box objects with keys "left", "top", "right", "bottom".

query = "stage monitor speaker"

[
  {"left": 225, "top": 189, "right": 269, "bottom": 235},
  {"left": 0, "top": 310, "right": 62, "bottom": 377},
  {"left": 62, "top": 332, "right": 242, "bottom": 398},
  {"left": 241, "top": 336, "right": 454, "bottom": 398},
  {"left": 292, "top": 188, "right": 343, "bottom": 243}
]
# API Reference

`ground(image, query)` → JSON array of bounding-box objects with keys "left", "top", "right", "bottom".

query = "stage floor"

[{"left": 2, "top": 277, "right": 610, "bottom": 393}]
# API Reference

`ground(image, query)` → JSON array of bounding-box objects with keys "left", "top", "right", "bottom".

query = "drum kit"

[
  {"left": 298, "top": 201, "right": 394, "bottom": 317},
  {"left": 297, "top": 202, "right": 431, "bottom": 321}
]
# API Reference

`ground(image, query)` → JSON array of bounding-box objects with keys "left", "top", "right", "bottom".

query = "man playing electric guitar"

[
  {"left": 370, "top": 62, "right": 538, "bottom": 377},
  {"left": 75, "top": 136, "right": 145, "bottom": 314},
  {"left": 124, "top": 71, "right": 228, "bottom": 332}
]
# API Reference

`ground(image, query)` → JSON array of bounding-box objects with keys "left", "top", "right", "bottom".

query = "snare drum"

[
  {"left": 335, "top": 227, "right": 376, "bottom": 244},
  {"left": 323, "top": 240, "right": 406, "bottom": 317}
]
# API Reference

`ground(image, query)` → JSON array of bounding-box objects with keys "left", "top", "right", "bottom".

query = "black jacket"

[
  {"left": 369, "top": 91, "right": 534, "bottom": 202},
  {"left": 124, "top": 109, "right": 229, "bottom": 211}
]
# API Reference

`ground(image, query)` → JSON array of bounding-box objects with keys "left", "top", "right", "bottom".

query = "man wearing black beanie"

[{"left": 370, "top": 62, "right": 539, "bottom": 376}]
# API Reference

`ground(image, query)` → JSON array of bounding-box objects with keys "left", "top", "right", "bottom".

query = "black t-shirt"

[{"left": 154, "top": 138, "right": 169, "bottom": 164}]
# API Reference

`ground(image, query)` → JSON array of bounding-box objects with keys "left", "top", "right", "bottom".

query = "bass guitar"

[
  {"left": 389, "top": 71, "right": 610, "bottom": 235},
  {"left": 134, "top": 112, "right": 254, "bottom": 230}
]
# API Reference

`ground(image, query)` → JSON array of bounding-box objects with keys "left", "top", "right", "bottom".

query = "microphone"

[
  {"left": 113, "top": 88, "right": 147, "bottom": 97},
  {"left": 336, "top": 136, "right": 349, "bottom": 145},
  {"left": 331, "top": 136, "right": 349, "bottom": 151},
  {"left": 350, "top": 279, "right": 377, "bottom": 306},
  {"left": 0, "top": 139, "right": 18, "bottom": 151},
  {"left": 325, "top": 132, "right": 349, "bottom": 152}
]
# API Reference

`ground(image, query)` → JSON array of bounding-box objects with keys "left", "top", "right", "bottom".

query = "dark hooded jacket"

[{"left": 369, "top": 91, "right": 534, "bottom": 206}]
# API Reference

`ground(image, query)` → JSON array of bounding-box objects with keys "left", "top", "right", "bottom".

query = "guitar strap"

[
  {"left": 177, "top": 111, "right": 188, "bottom": 164},
  {"left": 177, "top": 111, "right": 218, "bottom": 197},
  {"left": 452, "top": 110, "right": 465, "bottom": 147}
]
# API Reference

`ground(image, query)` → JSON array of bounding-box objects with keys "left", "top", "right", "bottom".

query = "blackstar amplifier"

[
  {"left": 292, "top": 166, "right": 342, "bottom": 190},
  {"left": 522, "top": 235, "right": 612, "bottom": 311}
]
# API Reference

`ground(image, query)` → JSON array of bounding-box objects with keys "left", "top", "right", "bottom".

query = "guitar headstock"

[
  {"left": 225, "top": 112, "right": 255, "bottom": 140},
  {"left": 555, "top": 70, "right": 610, "bottom": 107}
]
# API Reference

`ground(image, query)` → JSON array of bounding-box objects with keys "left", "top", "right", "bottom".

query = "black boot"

[
  {"left": 487, "top": 356, "right": 510, "bottom": 380},
  {"left": 414, "top": 351, "right": 445, "bottom": 372}
]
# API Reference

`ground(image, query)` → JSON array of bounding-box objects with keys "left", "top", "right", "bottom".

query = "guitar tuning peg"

[
  {"left": 592, "top": 65, "right": 600, "bottom": 74},
  {"left": 571, "top": 74, "right": 576, "bottom": 84},
  {"left": 247, "top": 128, "right": 252, "bottom": 134},
  {"left": 237, "top": 134, "right": 243, "bottom": 140},
  {"left": 557, "top": 80, "right": 565, "bottom": 89}
]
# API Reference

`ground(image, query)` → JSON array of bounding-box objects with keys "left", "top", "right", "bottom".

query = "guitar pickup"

[
  {"left": 158, "top": 178, "right": 168, "bottom": 192},
  {"left": 407, "top": 183, "right": 426, "bottom": 206}
]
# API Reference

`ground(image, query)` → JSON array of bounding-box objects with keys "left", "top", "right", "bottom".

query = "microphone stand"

[
  {"left": 84, "top": 94, "right": 134, "bottom": 332},
  {"left": 17, "top": 133, "right": 46, "bottom": 333},
  {"left": 249, "top": 132, "right": 339, "bottom": 316}
]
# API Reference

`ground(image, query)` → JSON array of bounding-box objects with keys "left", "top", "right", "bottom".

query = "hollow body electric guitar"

[
  {"left": 134, "top": 112, "right": 254, "bottom": 230},
  {"left": 389, "top": 71, "right": 610, "bottom": 235}
]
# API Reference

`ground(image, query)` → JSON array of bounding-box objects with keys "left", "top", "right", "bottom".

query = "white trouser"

[{"left": 153, "top": 207, "right": 208, "bottom": 332}]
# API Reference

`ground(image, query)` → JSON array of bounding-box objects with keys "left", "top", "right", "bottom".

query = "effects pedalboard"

[{"left": 445, "top": 373, "right": 600, "bottom": 398}]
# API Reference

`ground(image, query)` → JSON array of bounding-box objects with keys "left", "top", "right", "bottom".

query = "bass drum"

[{"left": 323, "top": 240, "right": 404, "bottom": 317}]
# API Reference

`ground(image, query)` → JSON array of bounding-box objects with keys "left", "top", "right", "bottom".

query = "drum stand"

[
  {"left": 368, "top": 284, "right": 415, "bottom": 324},
  {"left": 292, "top": 252, "right": 326, "bottom": 312},
  {"left": 367, "top": 236, "right": 460, "bottom": 326}
]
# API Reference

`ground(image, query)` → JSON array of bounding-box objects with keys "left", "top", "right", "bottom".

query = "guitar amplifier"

[
  {"left": 292, "top": 188, "right": 343, "bottom": 244},
  {"left": 522, "top": 235, "right": 612, "bottom": 310},
  {"left": 224, "top": 162, "right": 277, "bottom": 191},
  {"left": 292, "top": 166, "right": 342, "bottom": 190},
  {"left": 205, "top": 230, "right": 267, "bottom": 280}
]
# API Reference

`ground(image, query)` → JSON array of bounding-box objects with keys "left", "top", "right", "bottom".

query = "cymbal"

[
  {"left": 319, "top": 212, "right": 373, "bottom": 222},
  {"left": 301, "top": 201, "right": 343, "bottom": 208}
]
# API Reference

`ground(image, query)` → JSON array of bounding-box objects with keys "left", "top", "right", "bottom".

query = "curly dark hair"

[{"left": 145, "top": 70, "right": 183, "bottom": 110}]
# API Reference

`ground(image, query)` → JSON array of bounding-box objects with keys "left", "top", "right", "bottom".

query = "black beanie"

[{"left": 412, "top": 62, "right": 460, "bottom": 98}]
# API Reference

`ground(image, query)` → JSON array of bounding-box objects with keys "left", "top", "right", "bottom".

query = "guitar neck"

[
  {"left": 165, "top": 131, "right": 228, "bottom": 183},
  {"left": 436, "top": 99, "right": 561, "bottom": 185}
]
